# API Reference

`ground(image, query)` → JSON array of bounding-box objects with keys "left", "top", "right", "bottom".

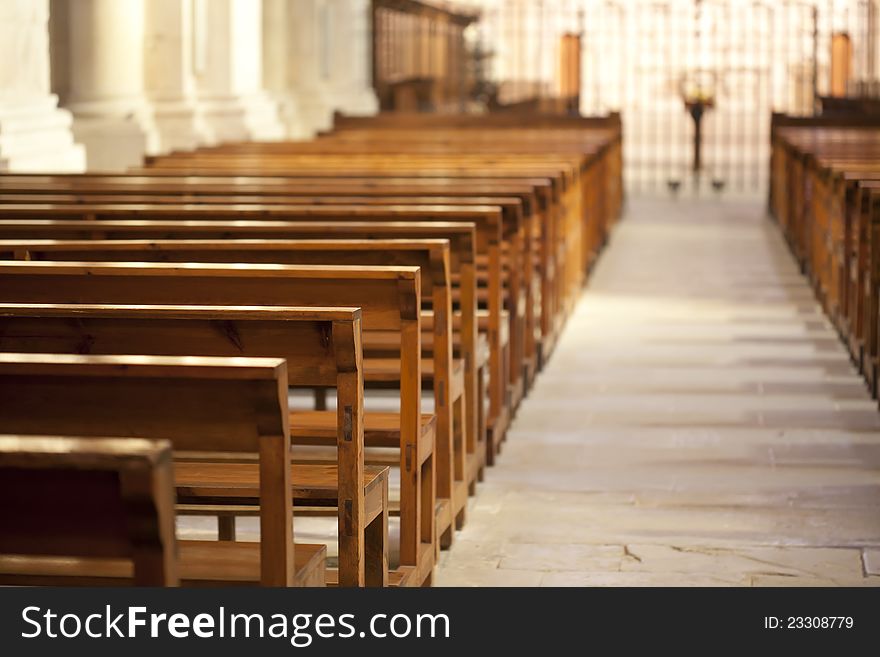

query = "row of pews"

[
  {"left": 0, "top": 112, "right": 623, "bottom": 587},
  {"left": 769, "top": 113, "right": 880, "bottom": 400}
]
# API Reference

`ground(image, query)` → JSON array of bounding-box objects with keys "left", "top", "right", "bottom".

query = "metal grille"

[{"left": 471, "top": 0, "right": 880, "bottom": 195}]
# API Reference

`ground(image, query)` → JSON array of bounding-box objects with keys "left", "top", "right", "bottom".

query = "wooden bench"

[
  {"left": 0, "top": 211, "right": 510, "bottom": 462},
  {"left": 0, "top": 237, "right": 467, "bottom": 551},
  {"left": 769, "top": 117, "right": 880, "bottom": 402},
  {"left": 0, "top": 120, "right": 624, "bottom": 434},
  {"left": 0, "top": 435, "right": 179, "bottom": 586},
  {"left": 0, "top": 198, "right": 524, "bottom": 422},
  {"left": 0, "top": 176, "right": 545, "bottom": 405},
  {"left": 0, "top": 303, "right": 388, "bottom": 587},
  {"left": 167, "top": 118, "right": 623, "bottom": 276},
  {"left": 0, "top": 217, "right": 491, "bottom": 469},
  {"left": 0, "top": 260, "right": 435, "bottom": 586},
  {"left": 845, "top": 181, "right": 880, "bottom": 394},
  {"left": 0, "top": 353, "right": 326, "bottom": 586},
  {"left": 157, "top": 121, "right": 617, "bottom": 244}
]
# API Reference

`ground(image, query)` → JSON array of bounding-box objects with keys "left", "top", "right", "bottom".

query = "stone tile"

[
  {"left": 862, "top": 549, "right": 880, "bottom": 576},
  {"left": 619, "top": 545, "right": 865, "bottom": 581},
  {"left": 539, "top": 571, "right": 744, "bottom": 587},
  {"left": 750, "top": 575, "right": 880, "bottom": 587},
  {"left": 497, "top": 543, "right": 624, "bottom": 572},
  {"left": 434, "top": 567, "right": 544, "bottom": 587},
  {"left": 177, "top": 516, "right": 217, "bottom": 541},
  {"left": 429, "top": 198, "right": 880, "bottom": 586},
  {"left": 438, "top": 539, "right": 504, "bottom": 569}
]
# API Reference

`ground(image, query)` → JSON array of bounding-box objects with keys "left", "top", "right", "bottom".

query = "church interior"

[{"left": 0, "top": 0, "right": 879, "bottom": 588}]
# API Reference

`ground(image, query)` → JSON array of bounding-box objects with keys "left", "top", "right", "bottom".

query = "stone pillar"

[
  {"left": 58, "top": 0, "right": 155, "bottom": 171},
  {"left": 193, "top": 0, "right": 284, "bottom": 143},
  {"left": 0, "top": 0, "right": 84, "bottom": 172},
  {"left": 262, "top": 0, "right": 303, "bottom": 137},
  {"left": 143, "top": 0, "right": 209, "bottom": 154},
  {"left": 326, "top": 0, "right": 379, "bottom": 116},
  {"left": 282, "top": 0, "right": 335, "bottom": 137}
]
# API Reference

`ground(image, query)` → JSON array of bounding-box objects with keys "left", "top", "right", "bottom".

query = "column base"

[
  {"left": 198, "top": 93, "right": 285, "bottom": 145},
  {"left": 0, "top": 96, "right": 85, "bottom": 172},
  {"left": 332, "top": 87, "right": 379, "bottom": 117},
  {"left": 240, "top": 92, "right": 285, "bottom": 141},
  {"left": 290, "top": 88, "right": 334, "bottom": 139},
  {"left": 147, "top": 99, "right": 209, "bottom": 155},
  {"left": 196, "top": 95, "right": 247, "bottom": 146},
  {"left": 266, "top": 92, "right": 304, "bottom": 140},
  {"left": 70, "top": 116, "right": 150, "bottom": 172}
]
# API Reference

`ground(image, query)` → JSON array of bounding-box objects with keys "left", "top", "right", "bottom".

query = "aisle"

[{"left": 435, "top": 197, "right": 880, "bottom": 586}]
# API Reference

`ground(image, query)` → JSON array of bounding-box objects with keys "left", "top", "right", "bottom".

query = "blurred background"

[
  {"left": 375, "top": 0, "right": 880, "bottom": 195},
  {"left": 4, "top": 0, "right": 880, "bottom": 196}
]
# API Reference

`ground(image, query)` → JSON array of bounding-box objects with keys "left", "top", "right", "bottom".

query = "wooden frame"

[
  {"left": 0, "top": 303, "right": 389, "bottom": 587},
  {"left": 0, "top": 353, "right": 325, "bottom": 587},
  {"left": 0, "top": 260, "right": 434, "bottom": 586},
  {"left": 0, "top": 435, "right": 179, "bottom": 586}
]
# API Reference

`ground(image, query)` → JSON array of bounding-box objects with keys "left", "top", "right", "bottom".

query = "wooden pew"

[
  {"left": 769, "top": 118, "right": 880, "bottom": 402},
  {"left": 168, "top": 121, "right": 623, "bottom": 385},
  {"left": 330, "top": 109, "right": 623, "bottom": 131},
  {"left": 163, "top": 122, "right": 613, "bottom": 233},
  {"left": 0, "top": 176, "right": 544, "bottom": 404},
  {"left": 0, "top": 261, "right": 435, "bottom": 586},
  {"left": 170, "top": 117, "right": 623, "bottom": 268},
  {"left": 0, "top": 212, "right": 509, "bottom": 462},
  {"left": 0, "top": 353, "right": 326, "bottom": 586},
  {"left": 0, "top": 119, "right": 619, "bottom": 420},
  {"left": 139, "top": 157, "right": 576, "bottom": 341},
  {"left": 0, "top": 237, "right": 466, "bottom": 551},
  {"left": 0, "top": 303, "right": 387, "bottom": 587},
  {"left": 0, "top": 194, "right": 529, "bottom": 423},
  {"left": 0, "top": 435, "right": 179, "bottom": 586},
  {"left": 0, "top": 217, "right": 490, "bottom": 473},
  {"left": 853, "top": 183, "right": 880, "bottom": 394}
]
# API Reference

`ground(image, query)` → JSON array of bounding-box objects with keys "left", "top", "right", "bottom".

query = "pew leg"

[
  {"left": 365, "top": 478, "right": 389, "bottom": 587},
  {"left": 486, "top": 417, "right": 497, "bottom": 467},
  {"left": 453, "top": 394, "right": 468, "bottom": 529},
  {"left": 313, "top": 387, "right": 328, "bottom": 411},
  {"left": 476, "top": 363, "right": 487, "bottom": 483},
  {"left": 420, "top": 454, "right": 436, "bottom": 562},
  {"left": 217, "top": 514, "right": 236, "bottom": 541},
  {"left": 439, "top": 524, "right": 454, "bottom": 550},
  {"left": 453, "top": 392, "right": 466, "bottom": 489}
]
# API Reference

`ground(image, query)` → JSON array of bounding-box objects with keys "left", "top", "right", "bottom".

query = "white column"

[
  {"left": 143, "top": 0, "right": 209, "bottom": 154},
  {"left": 193, "top": 0, "right": 284, "bottom": 143},
  {"left": 280, "top": 0, "right": 334, "bottom": 137},
  {"left": 0, "top": 0, "right": 84, "bottom": 172},
  {"left": 262, "top": 0, "right": 303, "bottom": 137},
  {"left": 326, "top": 0, "right": 378, "bottom": 116},
  {"left": 60, "top": 0, "right": 155, "bottom": 171}
]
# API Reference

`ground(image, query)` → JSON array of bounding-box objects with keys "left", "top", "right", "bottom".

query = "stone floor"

[{"left": 434, "top": 196, "right": 880, "bottom": 587}]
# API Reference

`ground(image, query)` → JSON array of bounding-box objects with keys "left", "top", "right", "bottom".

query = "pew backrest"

[
  {"left": 0, "top": 435, "right": 178, "bottom": 586},
  {"left": 0, "top": 352, "right": 294, "bottom": 586},
  {"left": 0, "top": 261, "right": 426, "bottom": 570}
]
